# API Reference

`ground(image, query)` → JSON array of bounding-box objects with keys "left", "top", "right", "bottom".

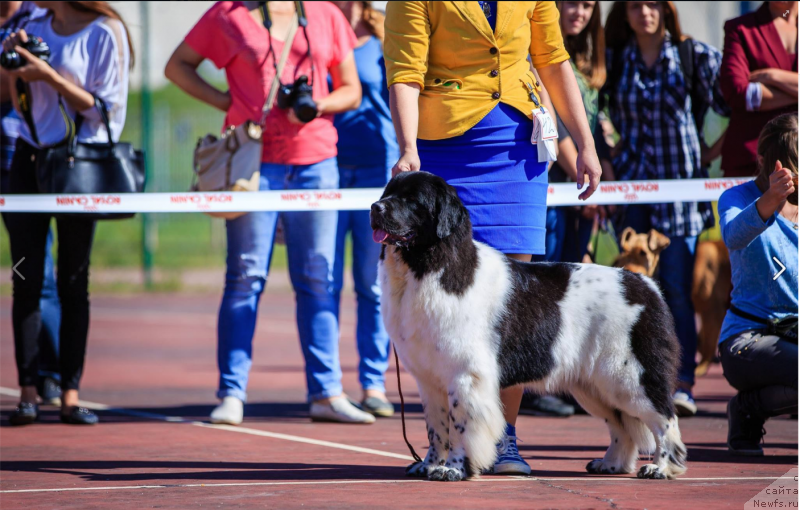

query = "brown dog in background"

[
  {"left": 612, "top": 228, "right": 733, "bottom": 377},
  {"left": 691, "top": 240, "right": 732, "bottom": 377},
  {"left": 613, "top": 227, "right": 671, "bottom": 277}
]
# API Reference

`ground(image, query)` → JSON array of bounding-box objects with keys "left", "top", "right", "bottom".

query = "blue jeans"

[
  {"left": 0, "top": 172, "right": 60, "bottom": 381},
  {"left": 616, "top": 205, "right": 698, "bottom": 386},
  {"left": 334, "top": 163, "right": 391, "bottom": 393},
  {"left": 39, "top": 229, "right": 61, "bottom": 381},
  {"left": 217, "top": 158, "right": 341, "bottom": 402}
]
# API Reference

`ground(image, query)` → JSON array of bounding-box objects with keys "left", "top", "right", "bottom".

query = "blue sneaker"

[
  {"left": 493, "top": 424, "right": 531, "bottom": 475},
  {"left": 673, "top": 388, "right": 697, "bottom": 417}
]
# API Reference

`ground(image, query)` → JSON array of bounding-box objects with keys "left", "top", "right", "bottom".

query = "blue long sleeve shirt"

[
  {"left": 333, "top": 37, "right": 398, "bottom": 170},
  {"left": 718, "top": 181, "right": 798, "bottom": 343}
]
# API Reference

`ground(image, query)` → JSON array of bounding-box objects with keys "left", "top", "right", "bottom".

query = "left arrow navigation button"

[{"left": 12, "top": 257, "right": 25, "bottom": 280}]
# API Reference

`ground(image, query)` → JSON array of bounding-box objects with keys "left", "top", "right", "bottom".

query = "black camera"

[
  {"left": 0, "top": 35, "right": 50, "bottom": 70},
  {"left": 276, "top": 75, "right": 317, "bottom": 123}
]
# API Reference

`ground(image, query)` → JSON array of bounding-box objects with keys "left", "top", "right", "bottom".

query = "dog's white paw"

[
  {"left": 428, "top": 465, "right": 466, "bottom": 482},
  {"left": 406, "top": 461, "right": 434, "bottom": 478},
  {"left": 586, "top": 459, "right": 629, "bottom": 475},
  {"left": 637, "top": 464, "right": 667, "bottom": 479}
]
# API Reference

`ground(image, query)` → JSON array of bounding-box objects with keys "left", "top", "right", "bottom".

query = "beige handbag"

[{"left": 192, "top": 12, "right": 298, "bottom": 219}]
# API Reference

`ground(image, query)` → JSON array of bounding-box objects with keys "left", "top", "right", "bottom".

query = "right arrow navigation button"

[{"left": 772, "top": 257, "right": 786, "bottom": 281}]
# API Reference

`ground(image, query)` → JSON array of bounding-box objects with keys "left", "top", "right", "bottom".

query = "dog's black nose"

[{"left": 371, "top": 202, "right": 385, "bottom": 215}]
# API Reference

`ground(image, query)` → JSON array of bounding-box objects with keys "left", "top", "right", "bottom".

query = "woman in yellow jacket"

[{"left": 385, "top": 1, "right": 602, "bottom": 476}]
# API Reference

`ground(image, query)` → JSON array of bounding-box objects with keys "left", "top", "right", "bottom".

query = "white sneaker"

[
  {"left": 673, "top": 389, "right": 697, "bottom": 417},
  {"left": 210, "top": 396, "right": 244, "bottom": 425},
  {"left": 310, "top": 397, "right": 376, "bottom": 424}
]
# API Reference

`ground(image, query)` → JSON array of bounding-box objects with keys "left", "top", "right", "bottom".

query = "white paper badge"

[{"left": 531, "top": 107, "right": 558, "bottom": 163}]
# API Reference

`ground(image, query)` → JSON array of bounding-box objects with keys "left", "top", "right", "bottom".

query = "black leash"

[{"left": 394, "top": 344, "right": 423, "bottom": 463}]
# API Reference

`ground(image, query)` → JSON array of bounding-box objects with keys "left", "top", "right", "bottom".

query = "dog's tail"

[
  {"left": 621, "top": 413, "right": 656, "bottom": 455},
  {"left": 623, "top": 413, "right": 687, "bottom": 479},
  {"left": 663, "top": 415, "right": 688, "bottom": 479},
  {"left": 462, "top": 390, "right": 505, "bottom": 476}
]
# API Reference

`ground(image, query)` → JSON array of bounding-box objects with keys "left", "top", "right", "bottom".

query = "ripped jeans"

[{"left": 217, "top": 158, "right": 340, "bottom": 402}]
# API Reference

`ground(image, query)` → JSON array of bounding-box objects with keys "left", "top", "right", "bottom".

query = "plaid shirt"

[{"left": 607, "top": 36, "right": 730, "bottom": 237}]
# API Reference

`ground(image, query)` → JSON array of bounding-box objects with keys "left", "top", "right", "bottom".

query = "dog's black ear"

[{"left": 436, "top": 185, "right": 467, "bottom": 239}]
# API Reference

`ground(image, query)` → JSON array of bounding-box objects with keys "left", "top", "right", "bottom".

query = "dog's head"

[
  {"left": 370, "top": 171, "right": 471, "bottom": 251},
  {"left": 613, "top": 227, "right": 670, "bottom": 277}
]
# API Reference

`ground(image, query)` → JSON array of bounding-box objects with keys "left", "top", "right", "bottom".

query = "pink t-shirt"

[{"left": 185, "top": 1, "right": 356, "bottom": 165}]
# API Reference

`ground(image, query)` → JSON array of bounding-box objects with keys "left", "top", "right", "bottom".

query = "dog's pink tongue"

[{"left": 372, "top": 229, "right": 389, "bottom": 244}]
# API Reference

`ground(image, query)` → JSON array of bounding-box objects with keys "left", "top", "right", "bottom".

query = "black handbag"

[{"left": 18, "top": 81, "right": 145, "bottom": 220}]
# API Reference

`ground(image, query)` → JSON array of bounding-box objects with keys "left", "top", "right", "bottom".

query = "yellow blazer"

[{"left": 384, "top": 1, "right": 569, "bottom": 140}]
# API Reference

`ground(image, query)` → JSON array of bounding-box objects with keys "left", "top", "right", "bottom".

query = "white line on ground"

[
  {"left": 1, "top": 476, "right": 796, "bottom": 494},
  {"left": 1, "top": 387, "right": 794, "bottom": 493},
  {"left": 0, "top": 387, "right": 413, "bottom": 461}
]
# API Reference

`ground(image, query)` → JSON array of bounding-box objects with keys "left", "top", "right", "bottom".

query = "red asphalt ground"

[{"left": 0, "top": 280, "right": 797, "bottom": 509}]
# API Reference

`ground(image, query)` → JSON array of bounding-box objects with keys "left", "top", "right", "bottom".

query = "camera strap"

[
  {"left": 15, "top": 78, "right": 40, "bottom": 146},
  {"left": 258, "top": 5, "right": 298, "bottom": 126},
  {"left": 260, "top": 1, "right": 315, "bottom": 86},
  {"left": 15, "top": 77, "right": 76, "bottom": 149}
]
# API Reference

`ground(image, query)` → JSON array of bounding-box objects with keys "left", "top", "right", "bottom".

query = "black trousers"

[
  {"left": 4, "top": 139, "right": 96, "bottom": 391},
  {"left": 720, "top": 330, "right": 798, "bottom": 420}
]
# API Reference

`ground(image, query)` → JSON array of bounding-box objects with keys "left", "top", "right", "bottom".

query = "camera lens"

[
  {"left": 0, "top": 36, "right": 49, "bottom": 70},
  {"left": 294, "top": 97, "right": 318, "bottom": 123},
  {"left": 292, "top": 75, "right": 317, "bottom": 123},
  {"left": 0, "top": 51, "right": 23, "bottom": 70}
]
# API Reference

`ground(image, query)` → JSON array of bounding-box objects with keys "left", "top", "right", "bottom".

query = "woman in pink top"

[{"left": 165, "top": 1, "right": 371, "bottom": 424}]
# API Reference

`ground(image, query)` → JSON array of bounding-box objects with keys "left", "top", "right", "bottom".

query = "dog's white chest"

[{"left": 379, "top": 244, "right": 509, "bottom": 384}]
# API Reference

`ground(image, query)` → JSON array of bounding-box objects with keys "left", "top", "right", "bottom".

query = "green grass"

[{"left": 0, "top": 214, "right": 290, "bottom": 269}]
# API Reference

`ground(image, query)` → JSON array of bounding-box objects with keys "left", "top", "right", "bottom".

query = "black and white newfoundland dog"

[{"left": 371, "top": 171, "right": 687, "bottom": 482}]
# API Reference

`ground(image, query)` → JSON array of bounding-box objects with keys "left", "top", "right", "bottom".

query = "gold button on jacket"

[{"left": 384, "top": 1, "right": 570, "bottom": 140}]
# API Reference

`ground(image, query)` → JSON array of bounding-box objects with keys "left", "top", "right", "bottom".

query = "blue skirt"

[{"left": 418, "top": 103, "right": 548, "bottom": 255}]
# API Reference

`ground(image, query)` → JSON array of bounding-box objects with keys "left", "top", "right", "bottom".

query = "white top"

[{"left": 18, "top": 14, "right": 130, "bottom": 147}]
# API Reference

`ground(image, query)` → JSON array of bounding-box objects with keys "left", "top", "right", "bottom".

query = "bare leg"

[
  {"left": 500, "top": 386, "right": 523, "bottom": 426},
  {"left": 500, "top": 253, "right": 531, "bottom": 427},
  {"left": 61, "top": 389, "right": 79, "bottom": 413},
  {"left": 20, "top": 386, "right": 37, "bottom": 404}
]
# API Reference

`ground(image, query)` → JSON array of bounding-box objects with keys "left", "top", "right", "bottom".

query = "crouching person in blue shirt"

[{"left": 718, "top": 113, "right": 798, "bottom": 457}]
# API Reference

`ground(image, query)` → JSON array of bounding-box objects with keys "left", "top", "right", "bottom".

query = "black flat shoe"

[
  {"left": 9, "top": 402, "right": 39, "bottom": 426},
  {"left": 519, "top": 394, "right": 574, "bottom": 417},
  {"left": 361, "top": 396, "right": 395, "bottom": 418},
  {"left": 60, "top": 407, "right": 99, "bottom": 425}
]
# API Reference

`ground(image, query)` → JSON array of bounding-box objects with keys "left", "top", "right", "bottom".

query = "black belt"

[{"left": 729, "top": 305, "right": 798, "bottom": 344}]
